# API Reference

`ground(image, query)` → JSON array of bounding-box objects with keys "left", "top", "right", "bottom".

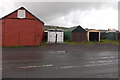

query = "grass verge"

[
  {"left": 39, "top": 41, "right": 47, "bottom": 46},
  {"left": 65, "top": 39, "right": 120, "bottom": 45},
  {"left": 100, "top": 39, "right": 119, "bottom": 45},
  {"left": 65, "top": 41, "right": 96, "bottom": 45}
]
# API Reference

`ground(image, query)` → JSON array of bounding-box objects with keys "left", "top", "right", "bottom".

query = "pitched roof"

[
  {"left": 1, "top": 7, "right": 44, "bottom": 24},
  {"left": 65, "top": 26, "right": 77, "bottom": 32},
  {"left": 65, "top": 25, "right": 86, "bottom": 32}
]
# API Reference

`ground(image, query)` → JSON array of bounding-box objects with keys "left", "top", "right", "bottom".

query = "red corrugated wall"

[
  {"left": 34, "top": 21, "right": 44, "bottom": 46},
  {"left": 0, "top": 20, "right": 2, "bottom": 46},
  {"left": 2, "top": 8, "right": 44, "bottom": 46}
]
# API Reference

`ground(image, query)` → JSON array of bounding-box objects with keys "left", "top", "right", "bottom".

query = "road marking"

[
  {"left": 19, "top": 64, "right": 53, "bottom": 69},
  {"left": 59, "top": 60, "right": 118, "bottom": 69},
  {"left": 60, "top": 66, "right": 81, "bottom": 69},
  {"left": 48, "top": 50, "right": 67, "bottom": 54}
]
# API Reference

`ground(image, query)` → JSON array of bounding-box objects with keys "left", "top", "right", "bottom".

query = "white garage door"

[
  {"left": 56, "top": 32, "right": 63, "bottom": 43},
  {"left": 48, "top": 32, "right": 56, "bottom": 43},
  {"left": 48, "top": 31, "right": 64, "bottom": 43}
]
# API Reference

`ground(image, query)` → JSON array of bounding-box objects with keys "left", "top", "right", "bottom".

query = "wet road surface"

[{"left": 2, "top": 44, "right": 118, "bottom": 78}]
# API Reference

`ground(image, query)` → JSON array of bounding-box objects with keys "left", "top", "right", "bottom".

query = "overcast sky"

[{"left": 0, "top": 0, "right": 119, "bottom": 30}]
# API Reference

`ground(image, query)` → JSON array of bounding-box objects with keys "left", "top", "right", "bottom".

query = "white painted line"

[
  {"left": 60, "top": 65, "right": 81, "bottom": 69},
  {"left": 19, "top": 64, "right": 53, "bottom": 69}
]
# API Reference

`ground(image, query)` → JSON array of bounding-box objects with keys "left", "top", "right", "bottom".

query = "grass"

[
  {"left": 2, "top": 40, "right": 119, "bottom": 47},
  {"left": 100, "top": 39, "right": 119, "bottom": 45},
  {"left": 39, "top": 41, "right": 47, "bottom": 47},
  {"left": 65, "top": 39, "right": 120, "bottom": 45},
  {"left": 65, "top": 41, "right": 96, "bottom": 45}
]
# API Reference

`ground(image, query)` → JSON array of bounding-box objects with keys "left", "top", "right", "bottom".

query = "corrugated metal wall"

[
  {"left": 100, "top": 32, "right": 106, "bottom": 39},
  {"left": 0, "top": 20, "right": 2, "bottom": 46},
  {"left": 72, "top": 32, "right": 87, "bottom": 42},
  {"left": 64, "top": 26, "right": 87, "bottom": 42},
  {"left": 2, "top": 8, "right": 44, "bottom": 46},
  {"left": 3, "top": 19, "right": 43, "bottom": 46},
  {"left": 106, "top": 32, "right": 117, "bottom": 40},
  {"left": 64, "top": 32, "right": 72, "bottom": 41},
  {"left": 117, "top": 32, "right": 120, "bottom": 40}
]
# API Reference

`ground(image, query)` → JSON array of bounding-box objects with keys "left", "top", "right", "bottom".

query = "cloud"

[
  {"left": 0, "top": 0, "right": 16, "bottom": 18},
  {"left": 46, "top": 7, "right": 118, "bottom": 29},
  {"left": 14, "top": 2, "right": 116, "bottom": 21},
  {"left": 0, "top": 1, "right": 118, "bottom": 30}
]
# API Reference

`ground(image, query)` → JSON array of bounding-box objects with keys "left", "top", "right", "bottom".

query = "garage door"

[
  {"left": 89, "top": 32, "right": 99, "bottom": 41},
  {"left": 48, "top": 31, "right": 63, "bottom": 43},
  {"left": 56, "top": 32, "right": 63, "bottom": 43}
]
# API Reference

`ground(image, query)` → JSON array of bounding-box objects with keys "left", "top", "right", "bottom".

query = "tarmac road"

[{"left": 2, "top": 43, "right": 118, "bottom": 78}]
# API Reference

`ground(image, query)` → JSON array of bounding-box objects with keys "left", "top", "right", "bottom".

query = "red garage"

[{"left": 0, "top": 7, "right": 44, "bottom": 46}]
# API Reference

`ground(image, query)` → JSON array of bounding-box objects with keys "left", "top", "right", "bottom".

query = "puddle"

[
  {"left": 101, "top": 56, "right": 115, "bottom": 59},
  {"left": 89, "top": 60, "right": 118, "bottom": 64},
  {"left": 84, "top": 62, "right": 116, "bottom": 67},
  {"left": 86, "top": 60, "right": 118, "bottom": 67},
  {"left": 89, "top": 56, "right": 116, "bottom": 60},
  {"left": 59, "top": 59, "right": 118, "bottom": 69}
]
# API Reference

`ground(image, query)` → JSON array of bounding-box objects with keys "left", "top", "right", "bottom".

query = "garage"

[
  {"left": 89, "top": 32, "right": 99, "bottom": 41},
  {"left": 106, "top": 31, "right": 117, "bottom": 40},
  {"left": 87, "top": 30, "right": 100, "bottom": 41},
  {"left": 64, "top": 25, "right": 87, "bottom": 42},
  {"left": 47, "top": 29, "right": 64, "bottom": 43},
  {"left": 1, "top": 7, "right": 44, "bottom": 46}
]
